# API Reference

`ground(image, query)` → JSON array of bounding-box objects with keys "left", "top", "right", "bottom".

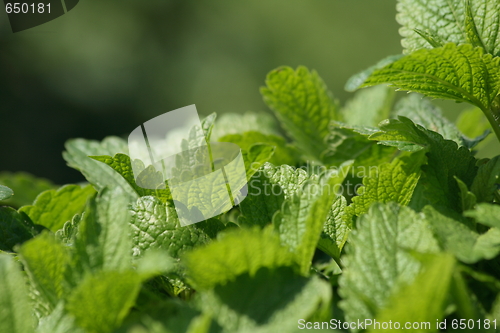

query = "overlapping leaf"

[
  {"left": 369, "top": 117, "right": 478, "bottom": 212},
  {"left": 359, "top": 43, "right": 500, "bottom": 113},
  {"left": 261, "top": 66, "right": 340, "bottom": 161},
  {"left": 0, "top": 254, "right": 34, "bottom": 333},
  {"left": 19, "top": 185, "right": 95, "bottom": 232},
  {"left": 63, "top": 136, "right": 138, "bottom": 201},
  {"left": 184, "top": 227, "right": 298, "bottom": 291},
  {"left": 425, "top": 206, "right": 500, "bottom": 263},
  {"left": 397, "top": 0, "right": 500, "bottom": 56},
  {"left": 339, "top": 203, "right": 440, "bottom": 327},
  {"left": 129, "top": 196, "right": 214, "bottom": 259},
  {"left": 344, "top": 152, "right": 425, "bottom": 224}
]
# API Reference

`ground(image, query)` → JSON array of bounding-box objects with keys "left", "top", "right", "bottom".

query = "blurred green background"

[{"left": 0, "top": 0, "right": 498, "bottom": 184}]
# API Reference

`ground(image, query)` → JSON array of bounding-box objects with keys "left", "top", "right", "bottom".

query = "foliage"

[{"left": 2, "top": 1, "right": 500, "bottom": 332}]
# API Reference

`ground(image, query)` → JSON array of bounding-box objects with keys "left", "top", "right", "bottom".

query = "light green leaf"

[
  {"left": 0, "top": 172, "right": 55, "bottom": 208},
  {"left": 130, "top": 196, "right": 212, "bottom": 259},
  {"left": 317, "top": 195, "right": 349, "bottom": 260},
  {"left": 219, "top": 131, "right": 299, "bottom": 166},
  {"left": 66, "top": 270, "right": 142, "bottom": 333},
  {"left": 74, "top": 187, "right": 133, "bottom": 273},
  {"left": 0, "top": 207, "right": 43, "bottom": 252},
  {"left": 184, "top": 227, "right": 297, "bottom": 290},
  {"left": 211, "top": 111, "right": 280, "bottom": 141},
  {"left": 91, "top": 153, "right": 171, "bottom": 202},
  {"left": 397, "top": 0, "right": 500, "bottom": 56},
  {"left": 360, "top": 43, "right": 500, "bottom": 112},
  {"left": 471, "top": 156, "right": 500, "bottom": 203},
  {"left": 261, "top": 66, "right": 340, "bottom": 161},
  {"left": 197, "top": 268, "right": 331, "bottom": 333},
  {"left": 341, "top": 85, "right": 395, "bottom": 127},
  {"left": 0, "top": 254, "right": 34, "bottom": 333},
  {"left": 63, "top": 136, "right": 138, "bottom": 202},
  {"left": 35, "top": 302, "right": 85, "bottom": 333},
  {"left": 339, "top": 203, "right": 440, "bottom": 326},
  {"left": 425, "top": 206, "right": 500, "bottom": 263},
  {"left": 465, "top": 203, "right": 500, "bottom": 229},
  {"left": 369, "top": 253, "right": 455, "bottom": 333},
  {"left": 344, "top": 152, "right": 425, "bottom": 224},
  {"left": 273, "top": 163, "right": 351, "bottom": 272},
  {"left": 0, "top": 185, "right": 13, "bottom": 201},
  {"left": 18, "top": 232, "right": 70, "bottom": 316},
  {"left": 134, "top": 249, "right": 179, "bottom": 279},
  {"left": 238, "top": 163, "right": 311, "bottom": 228},
  {"left": 393, "top": 93, "right": 465, "bottom": 147},
  {"left": 19, "top": 185, "right": 95, "bottom": 232}
]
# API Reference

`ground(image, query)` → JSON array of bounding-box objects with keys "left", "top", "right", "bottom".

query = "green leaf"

[
  {"left": 241, "top": 144, "right": 275, "bottom": 180},
  {"left": 393, "top": 93, "right": 465, "bottom": 147},
  {"left": 219, "top": 131, "right": 299, "bottom": 166},
  {"left": 91, "top": 153, "right": 171, "bottom": 202},
  {"left": 360, "top": 43, "right": 500, "bottom": 112},
  {"left": 344, "top": 152, "right": 425, "bottom": 224},
  {"left": 339, "top": 203, "right": 440, "bottom": 325},
  {"left": 75, "top": 187, "right": 132, "bottom": 273},
  {"left": 424, "top": 206, "right": 500, "bottom": 263},
  {"left": 345, "top": 54, "right": 404, "bottom": 92},
  {"left": 238, "top": 170, "right": 285, "bottom": 228},
  {"left": 238, "top": 163, "right": 311, "bottom": 228},
  {"left": 196, "top": 267, "right": 331, "bottom": 333},
  {"left": 341, "top": 85, "right": 395, "bottom": 127},
  {"left": 455, "top": 176, "right": 477, "bottom": 212},
  {"left": 35, "top": 302, "right": 85, "bottom": 333},
  {"left": 369, "top": 253, "right": 455, "bottom": 333},
  {"left": 471, "top": 156, "right": 500, "bottom": 203},
  {"left": 0, "top": 185, "right": 13, "bottom": 201},
  {"left": 55, "top": 214, "right": 81, "bottom": 245},
  {"left": 130, "top": 196, "right": 211, "bottom": 259},
  {"left": 18, "top": 185, "right": 95, "bottom": 232},
  {"left": 323, "top": 126, "right": 397, "bottom": 167},
  {"left": 184, "top": 227, "right": 297, "bottom": 290},
  {"left": 0, "top": 207, "right": 43, "bottom": 252},
  {"left": 126, "top": 301, "right": 212, "bottom": 333},
  {"left": 0, "top": 254, "right": 34, "bottom": 333},
  {"left": 261, "top": 66, "right": 340, "bottom": 161},
  {"left": 211, "top": 111, "right": 280, "bottom": 141},
  {"left": 66, "top": 270, "right": 143, "bottom": 333},
  {"left": 317, "top": 195, "right": 349, "bottom": 260},
  {"left": 370, "top": 117, "right": 478, "bottom": 212},
  {"left": 465, "top": 203, "right": 500, "bottom": 229},
  {"left": 0, "top": 172, "right": 55, "bottom": 208},
  {"left": 273, "top": 163, "right": 351, "bottom": 272},
  {"left": 18, "top": 232, "right": 71, "bottom": 316},
  {"left": 201, "top": 112, "right": 217, "bottom": 142},
  {"left": 63, "top": 136, "right": 138, "bottom": 202},
  {"left": 397, "top": 0, "right": 500, "bottom": 56}
]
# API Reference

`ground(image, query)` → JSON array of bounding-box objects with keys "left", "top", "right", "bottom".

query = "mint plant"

[{"left": 1, "top": 0, "right": 500, "bottom": 332}]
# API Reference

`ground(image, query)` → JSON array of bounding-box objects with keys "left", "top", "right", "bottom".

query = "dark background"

[{"left": 0, "top": 0, "right": 497, "bottom": 184}]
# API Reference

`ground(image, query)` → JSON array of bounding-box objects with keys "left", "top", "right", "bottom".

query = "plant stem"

[{"left": 484, "top": 96, "right": 500, "bottom": 144}]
